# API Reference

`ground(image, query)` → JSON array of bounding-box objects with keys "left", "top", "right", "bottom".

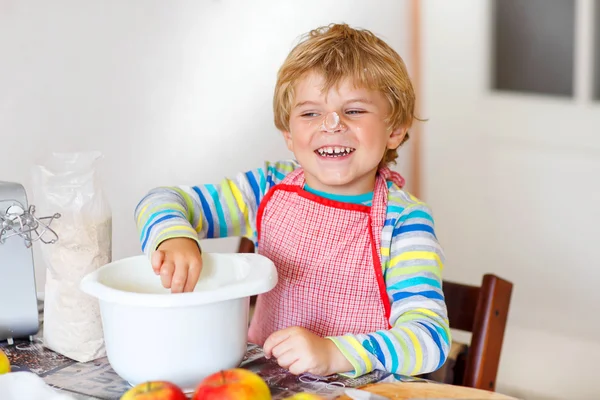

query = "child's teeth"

[{"left": 316, "top": 147, "right": 354, "bottom": 156}]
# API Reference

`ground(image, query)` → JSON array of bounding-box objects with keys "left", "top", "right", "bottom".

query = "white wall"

[
  {"left": 421, "top": 0, "right": 600, "bottom": 399},
  {"left": 0, "top": 1, "right": 413, "bottom": 292}
]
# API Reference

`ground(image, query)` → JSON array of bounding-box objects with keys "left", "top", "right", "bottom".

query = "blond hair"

[{"left": 273, "top": 23, "right": 416, "bottom": 165}]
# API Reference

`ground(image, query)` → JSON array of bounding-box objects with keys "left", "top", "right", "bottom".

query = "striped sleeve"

[
  {"left": 134, "top": 160, "right": 299, "bottom": 256},
  {"left": 327, "top": 202, "right": 451, "bottom": 377}
]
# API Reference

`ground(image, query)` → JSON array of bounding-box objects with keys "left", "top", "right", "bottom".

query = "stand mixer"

[{"left": 0, "top": 181, "right": 60, "bottom": 344}]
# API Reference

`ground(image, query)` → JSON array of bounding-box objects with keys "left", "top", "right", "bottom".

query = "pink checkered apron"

[{"left": 247, "top": 167, "right": 405, "bottom": 345}]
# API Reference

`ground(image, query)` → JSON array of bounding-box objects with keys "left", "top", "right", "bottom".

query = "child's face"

[{"left": 283, "top": 72, "right": 406, "bottom": 195}]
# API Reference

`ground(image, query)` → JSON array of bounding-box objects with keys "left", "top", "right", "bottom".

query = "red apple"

[
  {"left": 120, "top": 381, "right": 187, "bottom": 400},
  {"left": 192, "top": 368, "right": 271, "bottom": 400}
]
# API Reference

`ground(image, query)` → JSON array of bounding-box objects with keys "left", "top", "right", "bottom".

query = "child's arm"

[
  {"left": 134, "top": 160, "right": 299, "bottom": 256},
  {"left": 327, "top": 202, "right": 451, "bottom": 377}
]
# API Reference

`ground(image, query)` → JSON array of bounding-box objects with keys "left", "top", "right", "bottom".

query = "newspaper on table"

[{"left": 0, "top": 302, "right": 422, "bottom": 399}]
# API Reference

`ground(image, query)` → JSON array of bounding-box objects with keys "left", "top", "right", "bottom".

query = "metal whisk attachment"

[{"left": 0, "top": 203, "right": 61, "bottom": 248}]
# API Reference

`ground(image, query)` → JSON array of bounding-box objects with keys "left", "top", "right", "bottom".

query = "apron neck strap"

[
  {"left": 377, "top": 166, "right": 406, "bottom": 189},
  {"left": 281, "top": 168, "right": 306, "bottom": 186},
  {"left": 281, "top": 166, "right": 401, "bottom": 210}
]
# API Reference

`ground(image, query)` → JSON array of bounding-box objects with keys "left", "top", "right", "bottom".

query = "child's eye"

[
  {"left": 300, "top": 112, "right": 320, "bottom": 118},
  {"left": 346, "top": 110, "right": 366, "bottom": 115}
]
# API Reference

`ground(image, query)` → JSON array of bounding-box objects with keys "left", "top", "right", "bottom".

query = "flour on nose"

[
  {"left": 321, "top": 112, "right": 344, "bottom": 132},
  {"left": 324, "top": 112, "right": 340, "bottom": 130}
]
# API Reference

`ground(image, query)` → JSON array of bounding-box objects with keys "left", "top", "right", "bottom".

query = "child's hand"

[
  {"left": 263, "top": 327, "right": 352, "bottom": 376},
  {"left": 152, "top": 238, "right": 202, "bottom": 293}
]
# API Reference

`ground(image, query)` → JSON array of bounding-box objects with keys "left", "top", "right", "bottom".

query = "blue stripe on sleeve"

[
  {"left": 141, "top": 214, "right": 178, "bottom": 251},
  {"left": 417, "top": 322, "right": 445, "bottom": 370},
  {"left": 398, "top": 210, "right": 434, "bottom": 224},
  {"left": 258, "top": 168, "right": 267, "bottom": 192},
  {"left": 244, "top": 171, "right": 261, "bottom": 209},
  {"left": 389, "top": 277, "right": 442, "bottom": 292},
  {"left": 205, "top": 184, "right": 227, "bottom": 237},
  {"left": 394, "top": 223, "right": 436, "bottom": 237},
  {"left": 434, "top": 325, "right": 450, "bottom": 345},
  {"left": 266, "top": 172, "right": 275, "bottom": 189},
  {"left": 139, "top": 209, "right": 185, "bottom": 241},
  {"left": 379, "top": 333, "right": 399, "bottom": 372},
  {"left": 268, "top": 165, "right": 286, "bottom": 181},
  {"left": 363, "top": 335, "right": 386, "bottom": 364},
  {"left": 392, "top": 290, "right": 445, "bottom": 302},
  {"left": 387, "top": 205, "right": 406, "bottom": 215},
  {"left": 192, "top": 186, "right": 214, "bottom": 238}
]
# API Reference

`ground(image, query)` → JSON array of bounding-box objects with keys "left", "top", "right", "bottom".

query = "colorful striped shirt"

[{"left": 135, "top": 160, "right": 451, "bottom": 377}]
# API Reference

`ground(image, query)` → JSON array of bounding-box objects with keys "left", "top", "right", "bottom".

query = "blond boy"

[{"left": 135, "top": 23, "right": 450, "bottom": 378}]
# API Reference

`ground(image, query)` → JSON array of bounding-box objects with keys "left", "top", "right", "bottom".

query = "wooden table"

[{"left": 336, "top": 381, "right": 517, "bottom": 399}]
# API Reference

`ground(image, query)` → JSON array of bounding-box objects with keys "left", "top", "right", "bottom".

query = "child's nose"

[{"left": 320, "top": 112, "right": 347, "bottom": 133}]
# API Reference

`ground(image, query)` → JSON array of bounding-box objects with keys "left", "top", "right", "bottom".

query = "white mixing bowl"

[{"left": 80, "top": 252, "right": 277, "bottom": 392}]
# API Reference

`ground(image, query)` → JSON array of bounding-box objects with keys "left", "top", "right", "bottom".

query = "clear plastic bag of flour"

[{"left": 31, "top": 151, "right": 111, "bottom": 362}]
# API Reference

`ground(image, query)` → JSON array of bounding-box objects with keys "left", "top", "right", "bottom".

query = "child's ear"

[
  {"left": 282, "top": 130, "right": 294, "bottom": 152},
  {"left": 387, "top": 126, "right": 408, "bottom": 150}
]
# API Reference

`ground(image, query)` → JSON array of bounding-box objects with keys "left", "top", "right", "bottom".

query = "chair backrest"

[
  {"left": 443, "top": 274, "right": 513, "bottom": 391},
  {"left": 238, "top": 237, "right": 255, "bottom": 254},
  {"left": 238, "top": 238, "right": 258, "bottom": 309},
  {"left": 238, "top": 237, "right": 513, "bottom": 391}
]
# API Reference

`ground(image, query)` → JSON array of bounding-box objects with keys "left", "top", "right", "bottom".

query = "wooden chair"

[
  {"left": 238, "top": 237, "right": 258, "bottom": 309},
  {"left": 441, "top": 274, "right": 513, "bottom": 391},
  {"left": 237, "top": 237, "right": 513, "bottom": 391},
  {"left": 238, "top": 236, "right": 255, "bottom": 254}
]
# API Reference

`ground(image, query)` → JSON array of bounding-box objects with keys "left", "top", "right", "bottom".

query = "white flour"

[
  {"left": 32, "top": 151, "right": 112, "bottom": 363},
  {"left": 42, "top": 217, "right": 111, "bottom": 362}
]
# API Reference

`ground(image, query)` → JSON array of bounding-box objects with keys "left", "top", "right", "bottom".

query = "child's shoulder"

[
  {"left": 263, "top": 159, "right": 301, "bottom": 176},
  {"left": 385, "top": 181, "right": 432, "bottom": 219},
  {"left": 241, "top": 159, "right": 300, "bottom": 189},
  {"left": 261, "top": 159, "right": 301, "bottom": 186}
]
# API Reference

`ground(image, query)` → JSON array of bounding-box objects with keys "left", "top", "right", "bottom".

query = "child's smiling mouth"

[{"left": 315, "top": 146, "right": 356, "bottom": 158}]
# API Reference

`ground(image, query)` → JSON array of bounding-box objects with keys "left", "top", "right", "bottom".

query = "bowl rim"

[{"left": 80, "top": 253, "right": 278, "bottom": 307}]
